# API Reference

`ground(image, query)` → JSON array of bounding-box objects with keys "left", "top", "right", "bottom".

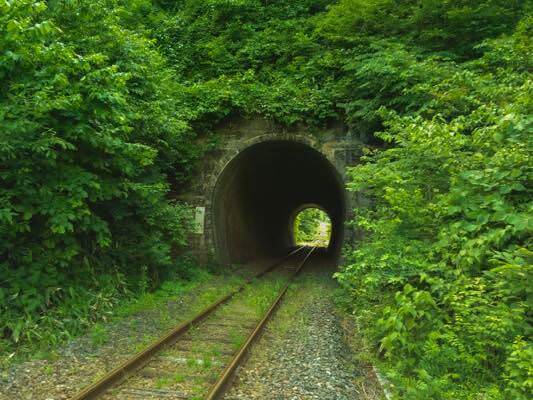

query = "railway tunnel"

[{"left": 212, "top": 140, "right": 346, "bottom": 265}]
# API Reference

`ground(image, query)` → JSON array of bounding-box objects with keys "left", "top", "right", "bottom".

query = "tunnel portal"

[{"left": 212, "top": 140, "right": 346, "bottom": 265}]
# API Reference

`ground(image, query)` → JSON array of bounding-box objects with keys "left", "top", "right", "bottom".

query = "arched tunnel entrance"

[{"left": 212, "top": 140, "right": 346, "bottom": 265}]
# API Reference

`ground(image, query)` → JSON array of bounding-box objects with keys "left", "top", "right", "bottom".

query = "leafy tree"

[
  {"left": 0, "top": 0, "right": 194, "bottom": 351},
  {"left": 336, "top": 15, "right": 532, "bottom": 400}
]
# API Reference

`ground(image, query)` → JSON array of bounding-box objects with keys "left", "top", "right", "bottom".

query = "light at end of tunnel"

[{"left": 292, "top": 208, "right": 331, "bottom": 248}]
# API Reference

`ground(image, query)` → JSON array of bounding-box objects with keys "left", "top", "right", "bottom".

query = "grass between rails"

[
  {"left": 161, "top": 275, "right": 288, "bottom": 399},
  {"left": 0, "top": 264, "right": 248, "bottom": 373}
]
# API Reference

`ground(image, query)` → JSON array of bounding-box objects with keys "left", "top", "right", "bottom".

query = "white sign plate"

[{"left": 194, "top": 206, "right": 205, "bottom": 234}]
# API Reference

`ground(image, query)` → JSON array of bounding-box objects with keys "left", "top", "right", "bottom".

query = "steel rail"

[
  {"left": 71, "top": 246, "right": 307, "bottom": 400},
  {"left": 205, "top": 246, "right": 317, "bottom": 400}
]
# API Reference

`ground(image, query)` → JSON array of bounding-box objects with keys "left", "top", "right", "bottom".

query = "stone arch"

[{"left": 206, "top": 133, "right": 347, "bottom": 265}]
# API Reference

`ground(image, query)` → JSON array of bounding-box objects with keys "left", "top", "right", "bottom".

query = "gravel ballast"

[
  {"left": 1, "top": 256, "right": 383, "bottom": 400},
  {"left": 0, "top": 263, "right": 267, "bottom": 400},
  {"left": 223, "top": 264, "right": 378, "bottom": 400}
]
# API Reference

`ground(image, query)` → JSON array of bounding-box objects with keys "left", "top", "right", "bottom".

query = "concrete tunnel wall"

[{"left": 212, "top": 140, "right": 346, "bottom": 265}]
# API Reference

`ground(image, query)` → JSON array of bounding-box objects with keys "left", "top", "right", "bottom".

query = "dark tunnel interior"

[{"left": 213, "top": 141, "right": 346, "bottom": 265}]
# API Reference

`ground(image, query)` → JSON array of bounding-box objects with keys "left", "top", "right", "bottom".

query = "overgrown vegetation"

[
  {"left": 329, "top": 2, "right": 532, "bottom": 399},
  {"left": 0, "top": 0, "right": 200, "bottom": 356},
  {"left": 1, "top": 0, "right": 531, "bottom": 397}
]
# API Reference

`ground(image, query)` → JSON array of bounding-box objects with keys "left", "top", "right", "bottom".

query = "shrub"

[{"left": 0, "top": 0, "right": 194, "bottom": 351}]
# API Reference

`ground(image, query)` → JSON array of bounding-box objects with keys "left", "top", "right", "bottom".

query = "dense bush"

[
  {"left": 0, "top": 0, "right": 195, "bottom": 352},
  {"left": 333, "top": 9, "right": 532, "bottom": 400}
]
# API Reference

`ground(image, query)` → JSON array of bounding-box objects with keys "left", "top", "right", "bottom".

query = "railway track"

[{"left": 72, "top": 246, "right": 316, "bottom": 400}]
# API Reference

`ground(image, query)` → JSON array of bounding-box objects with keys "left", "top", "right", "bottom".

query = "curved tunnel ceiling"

[{"left": 213, "top": 140, "right": 346, "bottom": 265}]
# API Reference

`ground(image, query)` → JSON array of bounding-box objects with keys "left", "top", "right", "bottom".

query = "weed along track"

[{"left": 71, "top": 247, "right": 315, "bottom": 400}]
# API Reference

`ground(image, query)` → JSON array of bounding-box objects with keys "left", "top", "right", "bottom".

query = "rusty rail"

[
  {"left": 71, "top": 246, "right": 307, "bottom": 400},
  {"left": 205, "top": 246, "right": 316, "bottom": 399}
]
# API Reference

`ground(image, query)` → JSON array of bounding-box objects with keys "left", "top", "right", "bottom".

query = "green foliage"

[
  {"left": 0, "top": 0, "right": 196, "bottom": 353},
  {"left": 336, "top": 16, "right": 532, "bottom": 400},
  {"left": 148, "top": 0, "right": 528, "bottom": 134},
  {"left": 151, "top": 0, "right": 338, "bottom": 127},
  {"left": 318, "top": 0, "right": 526, "bottom": 57},
  {"left": 1, "top": 2, "right": 531, "bottom": 397}
]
